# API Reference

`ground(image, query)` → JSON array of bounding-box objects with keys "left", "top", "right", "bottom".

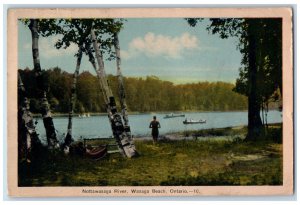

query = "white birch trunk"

[
  {"left": 29, "top": 19, "right": 58, "bottom": 148},
  {"left": 91, "top": 29, "right": 113, "bottom": 101},
  {"left": 18, "top": 72, "right": 41, "bottom": 161},
  {"left": 89, "top": 28, "right": 138, "bottom": 158},
  {"left": 65, "top": 46, "right": 83, "bottom": 146},
  {"left": 113, "top": 32, "right": 130, "bottom": 131}
]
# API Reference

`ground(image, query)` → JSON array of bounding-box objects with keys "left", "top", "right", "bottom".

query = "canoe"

[
  {"left": 85, "top": 145, "right": 107, "bottom": 160},
  {"left": 183, "top": 119, "right": 206, "bottom": 124}
]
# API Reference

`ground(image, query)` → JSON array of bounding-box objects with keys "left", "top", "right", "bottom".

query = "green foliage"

[
  {"left": 232, "top": 19, "right": 282, "bottom": 101},
  {"left": 76, "top": 71, "right": 103, "bottom": 112},
  {"left": 20, "top": 18, "right": 125, "bottom": 60},
  {"left": 185, "top": 18, "right": 203, "bottom": 27},
  {"left": 19, "top": 67, "right": 248, "bottom": 113},
  {"left": 198, "top": 18, "right": 282, "bottom": 102},
  {"left": 186, "top": 18, "right": 282, "bottom": 140}
]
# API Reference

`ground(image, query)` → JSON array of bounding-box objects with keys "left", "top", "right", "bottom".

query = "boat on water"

[
  {"left": 183, "top": 119, "right": 206, "bottom": 124},
  {"left": 164, "top": 113, "right": 185, "bottom": 119}
]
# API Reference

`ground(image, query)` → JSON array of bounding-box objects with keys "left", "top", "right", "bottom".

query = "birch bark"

[
  {"left": 64, "top": 46, "right": 83, "bottom": 146},
  {"left": 89, "top": 28, "right": 138, "bottom": 158},
  {"left": 113, "top": 32, "right": 130, "bottom": 132},
  {"left": 29, "top": 19, "right": 58, "bottom": 148}
]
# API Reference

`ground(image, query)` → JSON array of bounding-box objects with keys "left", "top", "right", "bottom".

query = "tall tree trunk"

[
  {"left": 29, "top": 19, "right": 58, "bottom": 148},
  {"left": 91, "top": 30, "right": 113, "bottom": 103},
  {"left": 64, "top": 46, "right": 83, "bottom": 147},
  {"left": 87, "top": 35, "right": 125, "bottom": 156},
  {"left": 261, "top": 101, "right": 265, "bottom": 126},
  {"left": 246, "top": 20, "right": 263, "bottom": 141},
  {"left": 18, "top": 72, "right": 41, "bottom": 161},
  {"left": 89, "top": 28, "right": 138, "bottom": 158},
  {"left": 265, "top": 101, "right": 269, "bottom": 129},
  {"left": 85, "top": 42, "right": 110, "bottom": 106},
  {"left": 113, "top": 32, "right": 131, "bottom": 134}
]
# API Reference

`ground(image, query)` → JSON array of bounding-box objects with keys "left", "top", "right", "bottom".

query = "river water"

[{"left": 34, "top": 110, "right": 282, "bottom": 142}]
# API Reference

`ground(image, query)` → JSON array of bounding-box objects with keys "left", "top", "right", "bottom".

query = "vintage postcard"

[{"left": 7, "top": 7, "right": 293, "bottom": 197}]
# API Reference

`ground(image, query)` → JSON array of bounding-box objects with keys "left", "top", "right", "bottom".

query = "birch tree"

[
  {"left": 27, "top": 19, "right": 59, "bottom": 148},
  {"left": 18, "top": 72, "right": 41, "bottom": 161},
  {"left": 50, "top": 19, "right": 122, "bottom": 146},
  {"left": 39, "top": 18, "right": 138, "bottom": 157},
  {"left": 113, "top": 31, "right": 130, "bottom": 133}
]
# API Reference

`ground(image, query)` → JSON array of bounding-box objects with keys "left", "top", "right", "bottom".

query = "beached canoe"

[{"left": 85, "top": 145, "right": 108, "bottom": 160}]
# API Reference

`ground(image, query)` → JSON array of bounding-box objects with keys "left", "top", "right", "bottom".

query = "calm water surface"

[{"left": 34, "top": 110, "right": 282, "bottom": 142}]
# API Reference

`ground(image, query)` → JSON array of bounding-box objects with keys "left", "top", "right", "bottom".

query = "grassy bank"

[{"left": 19, "top": 124, "right": 282, "bottom": 186}]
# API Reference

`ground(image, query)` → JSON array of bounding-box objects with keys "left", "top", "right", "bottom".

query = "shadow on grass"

[
  {"left": 160, "top": 156, "right": 282, "bottom": 186},
  {"left": 18, "top": 124, "right": 283, "bottom": 186}
]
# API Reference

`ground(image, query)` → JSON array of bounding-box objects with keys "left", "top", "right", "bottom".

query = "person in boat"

[{"left": 149, "top": 116, "right": 161, "bottom": 144}]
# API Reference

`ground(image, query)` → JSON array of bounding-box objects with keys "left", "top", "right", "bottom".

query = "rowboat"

[
  {"left": 164, "top": 113, "right": 185, "bottom": 119},
  {"left": 183, "top": 119, "right": 206, "bottom": 124}
]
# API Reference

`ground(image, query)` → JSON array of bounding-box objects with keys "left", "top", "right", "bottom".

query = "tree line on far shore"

[{"left": 19, "top": 67, "right": 250, "bottom": 114}]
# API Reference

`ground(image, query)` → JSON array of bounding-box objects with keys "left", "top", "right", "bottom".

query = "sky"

[{"left": 18, "top": 18, "right": 242, "bottom": 84}]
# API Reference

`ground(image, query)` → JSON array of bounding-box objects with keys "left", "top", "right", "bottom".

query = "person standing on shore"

[{"left": 149, "top": 116, "right": 161, "bottom": 144}]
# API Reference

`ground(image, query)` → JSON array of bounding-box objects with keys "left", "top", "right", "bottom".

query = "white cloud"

[
  {"left": 121, "top": 32, "right": 199, "bottom": 60},
  {"left": 38, "top": 35, "right": 78, "bottom": 59}
]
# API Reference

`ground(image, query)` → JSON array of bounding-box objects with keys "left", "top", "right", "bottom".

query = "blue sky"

[{"left": 18, "top": 18, "right": 242, "bottom": 84}]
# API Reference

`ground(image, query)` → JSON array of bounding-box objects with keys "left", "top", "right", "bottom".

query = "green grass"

[{"left": 18, "top": 125, "right": 282, "bottom": 186}]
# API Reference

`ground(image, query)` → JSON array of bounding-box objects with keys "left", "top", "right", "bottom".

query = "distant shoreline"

[
  {"left": 31, "top": 109, "right": 282, "bottom": 118},
  {"left": 32, "top": 110, "right": 252, "bottom": 118}
]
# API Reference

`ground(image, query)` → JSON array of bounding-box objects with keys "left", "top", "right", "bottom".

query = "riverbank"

[
  {"left": 32, "top": 110, "right": 254, "bottom": 118},
  {"left": 19, "top": 124, "right": 282, "bottom": 186}
]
